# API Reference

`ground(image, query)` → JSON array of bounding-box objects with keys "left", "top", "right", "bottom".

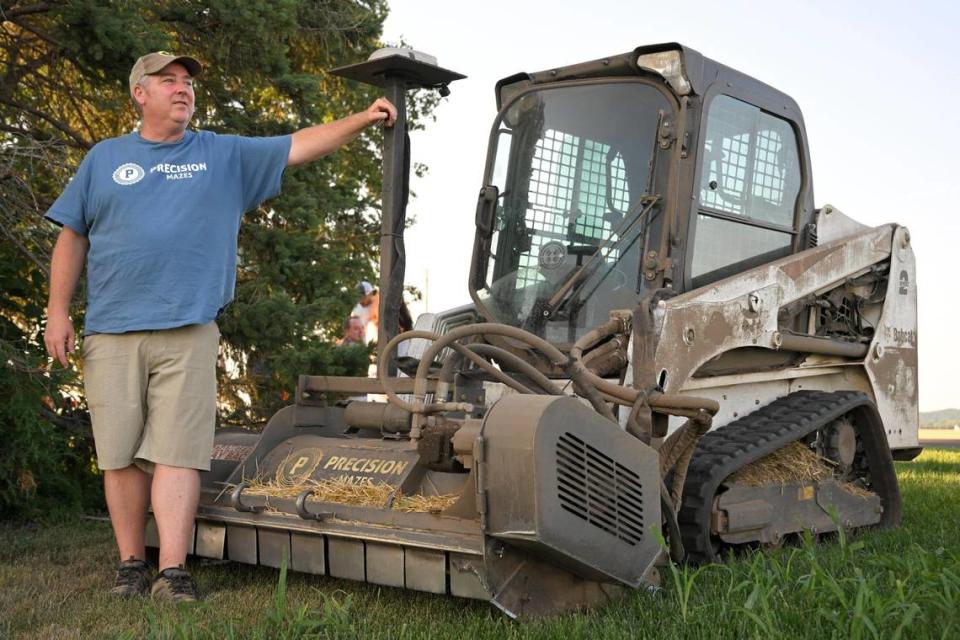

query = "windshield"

[{"left": 474, "top": 82, "right": 673, "bottom": 343}]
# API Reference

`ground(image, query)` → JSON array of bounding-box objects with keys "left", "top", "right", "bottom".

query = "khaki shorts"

[{"left": 82, "top": 322, "right": 219, "bottom": 472}]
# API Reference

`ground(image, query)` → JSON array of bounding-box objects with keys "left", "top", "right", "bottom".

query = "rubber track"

[{"left": 677, "top": 390, "right": 892, "bottom": 564}]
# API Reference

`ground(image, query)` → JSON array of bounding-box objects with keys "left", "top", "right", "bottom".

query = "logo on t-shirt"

[
  {"left": 112, "top": 163, "right": 145, "bottom": 186},
  {"left": 149, "top": 162, "right": 208, "bottom": 181}
]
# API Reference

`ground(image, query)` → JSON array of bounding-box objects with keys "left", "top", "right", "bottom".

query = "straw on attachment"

[{"left": 236, "top": 452, "right": 459, "bottom": 512}]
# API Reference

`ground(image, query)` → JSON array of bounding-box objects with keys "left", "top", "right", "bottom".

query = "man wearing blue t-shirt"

[{"left": 42, "top": 51, "right": 396, "bottom": 602}]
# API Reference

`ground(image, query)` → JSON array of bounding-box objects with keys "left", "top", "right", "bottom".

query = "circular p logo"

[
  {"left": 112, "top": 163, "right": 145, "bottom": 186},
  {"left": 280, "top": 447, "right": 325, "bottom": 483},
  {"left": 538, "top": 241, "right": 566, "bottom": 270}
]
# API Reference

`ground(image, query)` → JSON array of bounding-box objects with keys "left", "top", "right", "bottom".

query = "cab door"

[{"left": 685, "top": 94, "right": 804, "bottom": 290}]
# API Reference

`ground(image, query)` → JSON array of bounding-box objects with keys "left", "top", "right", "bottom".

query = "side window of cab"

[{"left": 690, "top": 95, "right": 802, "bottom": 287}]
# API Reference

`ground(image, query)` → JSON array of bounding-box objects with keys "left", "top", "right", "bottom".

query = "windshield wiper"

[{"left": 539, "top": 193, "right": 661, "bottom": 320}]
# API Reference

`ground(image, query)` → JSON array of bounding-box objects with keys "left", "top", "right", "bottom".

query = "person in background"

[
  {"left": 352, "top": 280, "right": 379, "bottom": 343},
  {"left": 337, "top": 316, "right": 365, "bottom": 346}
]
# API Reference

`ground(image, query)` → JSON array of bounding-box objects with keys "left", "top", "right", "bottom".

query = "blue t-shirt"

[{"left": 45, "top": 130, "right": 291, "bottom": 334}]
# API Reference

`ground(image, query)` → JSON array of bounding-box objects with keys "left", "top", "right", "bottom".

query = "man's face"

[
  {"left": 134, "top": 62, "right": 195, "bottom": 128},
  {"left": 346, "top": 318, "right": 364, "bottom": 341}
]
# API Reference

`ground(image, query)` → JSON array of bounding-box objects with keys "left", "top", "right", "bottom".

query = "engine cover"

[{"left": 478, "top": 394, "right": 661, "bottom": 587}]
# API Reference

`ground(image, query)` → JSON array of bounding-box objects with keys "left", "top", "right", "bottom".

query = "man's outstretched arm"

[
  {"left": 287, "top": 97, "right": 397, "bottom": 166},
  {"left": 45, "top": 225, "right": 89, "bottom": 367}
]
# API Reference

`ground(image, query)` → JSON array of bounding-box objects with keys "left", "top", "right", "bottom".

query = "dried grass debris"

[
  {"left": 234, "top": 453, "right": 459, "bottom": 513},
  {"left": 728, "top": 442, "right": 831, "bottom": 486},
  {"left": 727, "top": 441, "right": 875, "bottom": 498},
  {"left": 393, "top": 493, "right": 460, "bottom": 513}
]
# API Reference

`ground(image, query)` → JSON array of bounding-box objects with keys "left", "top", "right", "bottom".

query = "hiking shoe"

[
  {"left": 151, "top": 566, "right": 201, "bottom": 603},
  {"left": 110, "top": 557, "right": 153, "bottom": 597}
]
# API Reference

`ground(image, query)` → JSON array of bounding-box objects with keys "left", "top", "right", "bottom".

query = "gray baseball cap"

[{"left": 129, "top": 51, "right": 202, "bottom": 93}]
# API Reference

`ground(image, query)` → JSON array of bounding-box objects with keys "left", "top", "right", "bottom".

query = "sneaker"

[
  {"left": 110, "top": 557, "right": 153, "bottom": 597},
  {"left": 151, "top": 566, "right": 201, "bottom": 603}
]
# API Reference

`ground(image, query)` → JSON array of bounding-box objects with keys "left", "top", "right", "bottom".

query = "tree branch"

[
  {"left": 5, "top": 13, "right": 65, "bottom": 49},
  {"left": 39, "top": 404, "right": 92, "bottom": 437},
  {"left": 0, "top": 96, "right": 91, "bottom": 149},
  {"left": 1, "top": 3, "right": 54, "bottom": 21}
]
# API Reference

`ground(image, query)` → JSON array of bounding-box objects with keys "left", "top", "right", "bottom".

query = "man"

[
  {"left": 42, "top": 52, "right": 396, "bottom": 602},
  {"left": 337, "top": 315, "right": 366, "bottom": 346}
]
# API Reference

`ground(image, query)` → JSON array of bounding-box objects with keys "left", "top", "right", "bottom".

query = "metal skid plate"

[
  {"left": 195, "top": 521, "right": 226, "bottom": 559},
  {"left": 258, "top": 529, "right": 291, "bottom": 569},
  {"left": 145, "top": 517, "right": 195, "bottom": 555},
  {"left": 328, "top": 538, "right": 365, "bottom": 581},
  {"left": 366, "top": 542, "right": 405, "bottom": 588},
  {"left": 449, "top": 552, "right": 490, "bottom": 600},
  {"left": 291, "top": 533, "right": 326, "bottom": 574},
  {"left": 226, "top": 525, "right": 257, "bottom": 564},
  {"left": 171, "top": 516, "right": 489, "bottom": 600},
  {"left": 318, "top": 538, "right": 453, "bottom": 595},
  {"left": 405, "top": 548, "right": 446, "bottom": 594}
]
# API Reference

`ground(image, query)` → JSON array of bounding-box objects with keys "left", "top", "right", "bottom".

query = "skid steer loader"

[{"left": 145, "top": 43, "right": 918, "bottom": 618}]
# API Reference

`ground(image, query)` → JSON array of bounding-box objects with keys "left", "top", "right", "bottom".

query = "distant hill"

[{"left": 920, "top": 409, "right": 960, "bottom": 427}]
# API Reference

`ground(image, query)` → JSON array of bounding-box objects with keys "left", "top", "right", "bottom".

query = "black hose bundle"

[{"left": 377, "top": 316, "right": 719, "bottom": 562}]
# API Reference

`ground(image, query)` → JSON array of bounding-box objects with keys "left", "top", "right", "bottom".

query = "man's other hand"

[{"left": 44, "top": 312, "right": 76, "bottom": 368}]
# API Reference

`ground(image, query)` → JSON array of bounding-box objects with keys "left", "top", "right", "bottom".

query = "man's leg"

[
  {"left": 138, "top": 322, "right": 219, "bottom": 601},
  {"left": 104, "top": 464, "right": 151, "bottom": 561},
  {"left": 152, "top": 464, "right": 201, "bottom": 571}
]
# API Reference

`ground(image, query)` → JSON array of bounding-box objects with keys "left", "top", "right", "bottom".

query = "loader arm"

[{"left": 645, "top": 215, "right": 918, "bottom": 453}]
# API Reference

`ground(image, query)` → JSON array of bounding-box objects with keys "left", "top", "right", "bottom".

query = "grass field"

[{"left": 2, "top": 450, "right": 958, "bottom": 639}]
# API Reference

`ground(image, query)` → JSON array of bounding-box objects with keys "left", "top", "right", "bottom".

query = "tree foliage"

[{"left": 0, "top": 0, "right": 438, "bottom": 517}]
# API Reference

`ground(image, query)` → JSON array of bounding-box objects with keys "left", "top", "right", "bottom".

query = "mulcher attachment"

[
  {"left": 148, "top": 394, "right": 662, "bottom": 618},
  {"left": 678, "top": 390, "right": 901, "bottom": 563}
]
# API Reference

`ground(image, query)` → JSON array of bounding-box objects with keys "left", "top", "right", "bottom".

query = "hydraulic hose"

[
  {"left": 433, "top": 349, "right": 465, "bottom": 407},
  {"left": 381, "top": 319, "right": 719, "bottom": 444},
  {"left": 659, "top": 409, "right": 713, "bottom": 506},
  {"left": 456, "top": 346, "right": 538, "bottom": 396},
  {"left": 379, "top": 329, "right": 538, "bottom": 410},
  {"left": 581, "top": 337, "right": 619, "bottom": 365},
  {"left": 570, "top": 316, "right": 628, "bottom": 358},
  {"left": 580, "top": 336, "right": 624, "bottom": 369},
  {"left": 565, "top": 365, "right": 619, "bottom": 423},
  {"left": 411, "top": 323, "right": 568, "bottom": 407},
  {"left": 378, "top": 330, "right": 474, "bottom": 415},
  {"left": 661, "top": 480, "right": 685, "bottom": 563},
  {"left": 466, "top": 343, "right": 564, "bottom": 396},
  {"left": 407, "top": 323, "right": 608, "bottom": 435},
  {"left": 569, "top": 314, "right": 721, "bottom": 419},
  {"left": 650, "top": 393, "right": 720, "bottom": 415}
]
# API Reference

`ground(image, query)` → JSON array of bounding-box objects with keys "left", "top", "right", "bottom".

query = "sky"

[{"left": 378, "top": 0, "right": 959, "bottom": 411}]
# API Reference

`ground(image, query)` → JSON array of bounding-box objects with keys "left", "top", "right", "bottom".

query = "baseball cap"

[
  {"left": 129, "top": 51, "right": 202, "bottom": 93},
  {"left": 358, "top": 281, "right": 376, "bottom": 295}
]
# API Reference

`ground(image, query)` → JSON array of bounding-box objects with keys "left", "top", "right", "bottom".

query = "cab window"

[{"left": 691, "top": 95, "right": 801, "bottom": 285}]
